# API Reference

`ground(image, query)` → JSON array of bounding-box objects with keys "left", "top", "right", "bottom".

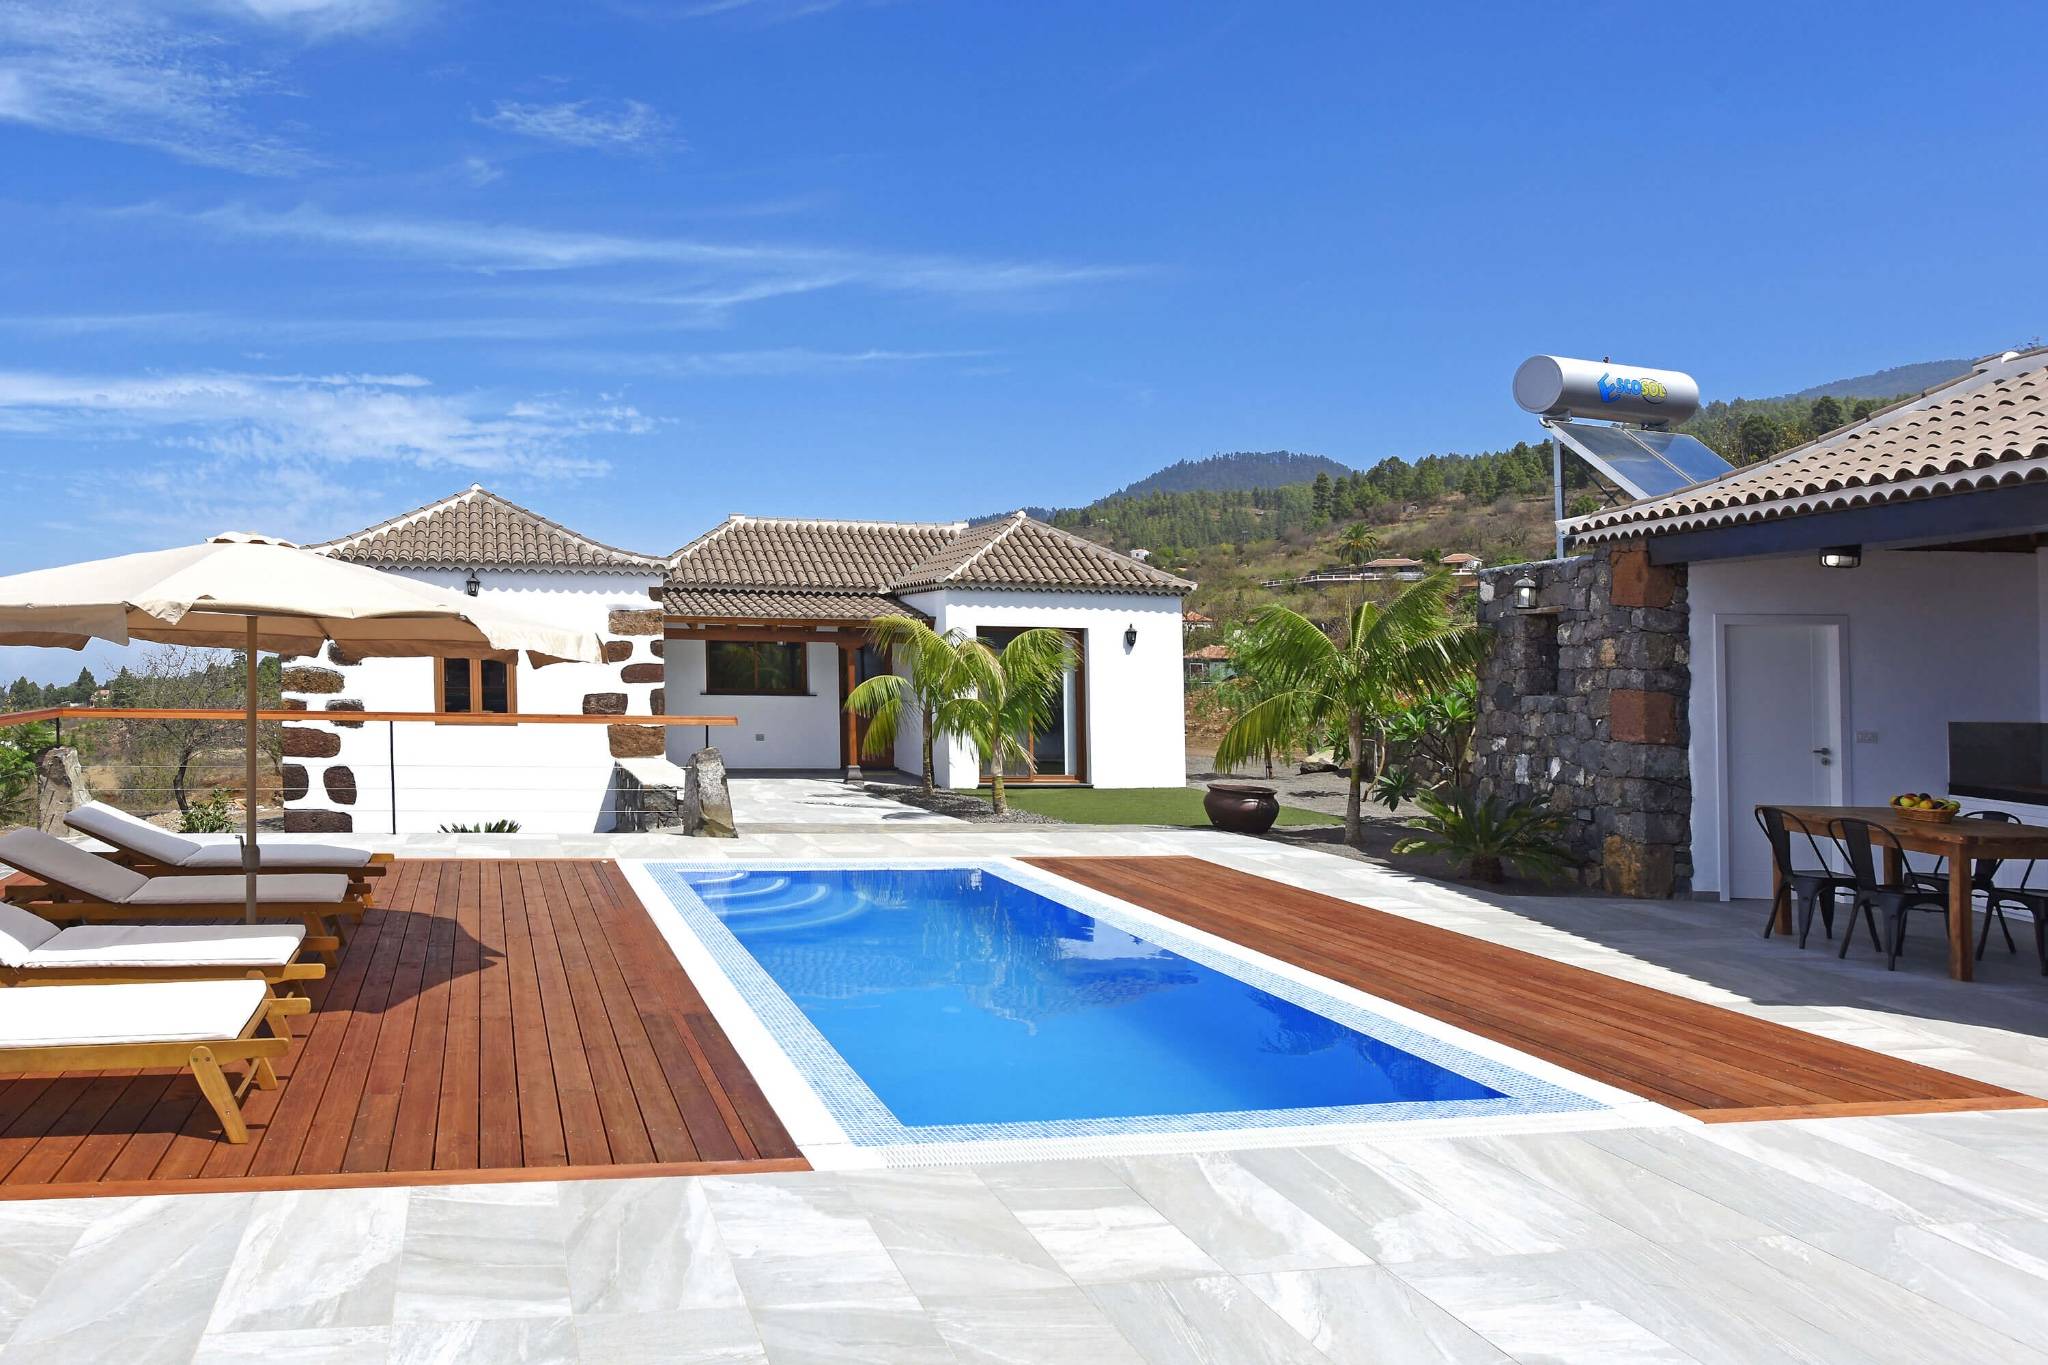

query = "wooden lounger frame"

[
  {"left": 2, "top": 882, "right": 356, "bottom": 967},
  {"left": 0, "top": 982, "right": 308, "bottom": 1144},
  {"left": 103, "top": 849, "right": 392, "bottom": 899},
  {"left": 0, "top": 956, "right": 325, "bottom": 991}
]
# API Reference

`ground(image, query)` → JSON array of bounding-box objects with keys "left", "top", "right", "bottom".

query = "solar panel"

[
  {"left": 1549, "top": 420, "right": 1733, "bottom": 502},
  {"left": 1635, "top": 429, "right": 1736, "bottom": 485}
]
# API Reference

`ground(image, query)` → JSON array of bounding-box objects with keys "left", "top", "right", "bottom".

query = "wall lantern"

[
  {"left": 464, "top": 570, "right": 481, "bottom": 597},
  {"left": 1124, "top": 624, "right": 1139, "bottom": 651},
  {"left": 1818, "top": 545, "right": 1862, "bottom": 570},
  {"left": 1512, "top": 576, "right": 1539, "bottom": 610}
]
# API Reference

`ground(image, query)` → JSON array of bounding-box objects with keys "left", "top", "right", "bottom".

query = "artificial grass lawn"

[{"left": 979, "top": 785, "right": 1341, "bottom": 828}]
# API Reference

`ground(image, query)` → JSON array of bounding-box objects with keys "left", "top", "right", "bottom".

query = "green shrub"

[
  {"left": 439, "top": 818, "right": 522, "bottom": 833},
  {"left": 180, "top": 790, "right": 237, "bottom": 834}
]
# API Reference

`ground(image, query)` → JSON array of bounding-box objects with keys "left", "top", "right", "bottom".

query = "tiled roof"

[
  {"left": 1187, "top": 643, "right": 1232, "bottom": 661},
  {"left": 891, "top": 513, "right": 1194, "bottom": 597},
  {"left": 1569, "top": 349, "right": 2048, "bottom": 546},
  {"left": 667, "top": 516, "right": 964, "bottom": 592},
  {"left": 657, "top": 587, "right": 923, "bottom": 622},
  {"left": 311, "top": 485, "right": 663, "bottom": 573}
]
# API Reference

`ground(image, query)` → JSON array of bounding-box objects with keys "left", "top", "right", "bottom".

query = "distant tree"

[
  {"left": 1311, "top": 472, "right": 1334, "bottom": 520},
  {"left": 1736, "top": 413, "right": 1781, "bottom": 462},
  {"left": 1808, "top": 394, "right": 1845, "bottom": 435},
  {"left": 122, "top": 646, "right": 271, "bottom": 814}
]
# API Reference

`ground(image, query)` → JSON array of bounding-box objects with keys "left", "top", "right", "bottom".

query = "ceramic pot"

[{"left": 1204, "top": 781, "right": 1280, "bottom": 834}]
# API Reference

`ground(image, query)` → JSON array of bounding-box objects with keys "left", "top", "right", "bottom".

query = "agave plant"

[{"left": 1392, "top": 788, "right": 1570, "bottom": 884}]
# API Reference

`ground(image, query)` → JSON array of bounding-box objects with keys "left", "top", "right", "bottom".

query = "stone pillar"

[
  {"left": 1473, "top": 541, "right": 1692, "bottom": 897},
  {"left": 688, "top": 746, "right": 736, "bottom": 838},
  {"left": 34, "top": 747, "right": 89, "bottom": 835}
]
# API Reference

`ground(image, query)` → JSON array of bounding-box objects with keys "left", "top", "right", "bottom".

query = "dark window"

[
  {"left": 439, "top": 655, "right": 516, "bottom": 714},
  {"left": 706, "top": 641, "right": 808, "bottom": 695},
  {"left": 440, "top": 656, "right": 471, "bottom": 713}
]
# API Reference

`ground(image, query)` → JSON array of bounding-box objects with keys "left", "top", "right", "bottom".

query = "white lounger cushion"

[
  {"left": 126, "top": 873, "right": 351, "bottom": 906},
  {"left": 31, "top": 923, "right": 305, "bottom": 969},
  {"left": 0, "top": 979, "right": 268, "bottom": 1048},
  {"left": 160, "top": 843, "right": 372, "bottom": 872},
  {"left": 61, "top": 802, "right": 196, "bottom": 866},
  {"left": 0, "top": 829, "right": 148, "bottom": 903},
  {"left": 64, "top": 803, "right": 372, "bottom": 870},
  {"left": 0, "top": 904, "right": 61, "bottom": 966}
]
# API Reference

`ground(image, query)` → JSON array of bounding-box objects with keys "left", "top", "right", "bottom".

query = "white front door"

[{"left": 1723, "top": 620, "right": 1845, "bottom": 900}]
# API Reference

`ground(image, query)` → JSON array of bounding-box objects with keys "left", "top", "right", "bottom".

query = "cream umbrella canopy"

[{"left": 0, "top": 533, "right": 604, "bottom": 921}]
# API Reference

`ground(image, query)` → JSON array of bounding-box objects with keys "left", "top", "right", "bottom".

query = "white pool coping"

[{"left": 617, "top": 857, "right": 1693, "bottom": 1169}]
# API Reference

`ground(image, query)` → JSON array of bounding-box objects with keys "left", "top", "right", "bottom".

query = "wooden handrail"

[{"left": 0, "top": 707, "right": 736, "bottom": 729}]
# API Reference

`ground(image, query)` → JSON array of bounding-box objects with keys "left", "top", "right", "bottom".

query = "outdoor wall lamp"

[
  {"left": 464, "top": 570, "right": 481, "bottom": 597},
  {"left": 1818, "top": 545, "right": 1862, "bottom": 570},
  {"left": 1124, "top": 624, "right": 1139, "bottom": 650},
  {"left": 1512, "top": 576, "right": 1539, "bottom": 610}
]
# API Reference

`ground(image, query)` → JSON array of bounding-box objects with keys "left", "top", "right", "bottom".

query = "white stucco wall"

[
  {"left": 1687, "top": 548, "right": 2042, "bottom": 896},
  {"left": 663, "top": 639, "right": 847, "bottom": 771},
  {"left": 899, "top": 588, "right": 1188, "bottom": 789},
  {"left": 282, "top": 567, "right": 665, "bottom": 834}
]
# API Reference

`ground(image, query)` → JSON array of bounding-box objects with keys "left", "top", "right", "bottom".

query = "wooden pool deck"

[
  {"left": 1028, "top": 855, "right": 2048, "bottom": 1123},
  {"left": 0, "top": 859, "right": 804, "bottom": 1199}
]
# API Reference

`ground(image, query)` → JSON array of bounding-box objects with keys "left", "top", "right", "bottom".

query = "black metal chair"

[
  {"left": 1984, "top": 885, "right": 2048, "bottom": 976},
  {"left": 1833, "top": 816, "right": 1951, "bottom": 970},
  {"left": 1755, "top": 806, "right": 1854, "bottom": 948},
  {"left": 1908, "top": 809, "right": 2021, "bottom": 959}
]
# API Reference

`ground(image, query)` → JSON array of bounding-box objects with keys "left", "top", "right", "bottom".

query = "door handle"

[{"left": 1812, "top": 746, "right": 1832, "bottom": 766}]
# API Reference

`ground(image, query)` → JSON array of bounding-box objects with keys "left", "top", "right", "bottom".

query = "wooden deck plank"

[
  {"left": 0, "top": 857, "right": 799, "bottom": 1194},
  {"left": 473, "top": 861, "right": 521, "bottom": 1170},
  {"left": 439, "top": 859, "right": 489, "bottom": 1172},
  {"left": 518, "top": 860, "right": 610, "bottom": 1166},
  {"left": 1026, "top": 855, "right": 2041, "bottom": 1120},
  {"left": 538, "top": 861, "right": 657, "bottom": 1165},
  {"left": 500, "top": 857, "right": 568, "bottom": 1168}
]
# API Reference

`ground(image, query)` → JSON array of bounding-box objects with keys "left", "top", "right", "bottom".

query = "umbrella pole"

[{"left": 244, "top": 616, "right": 260, "bottom": 925}]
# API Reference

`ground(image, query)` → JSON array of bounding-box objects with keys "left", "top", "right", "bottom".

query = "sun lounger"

[
  {"left": 0, "top": 829, "right": 355, "bottom": 963},
  {"left": 0, "top": 901, "right": 323, "bottom": 989},
  {"left": 64, "top": 801, "right": 390, "bottom": 892},
  {"left": 0, "top": 978, "right": 306, "bottom": 1143}
]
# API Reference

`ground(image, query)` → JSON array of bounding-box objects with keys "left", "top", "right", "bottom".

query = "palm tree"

[
  {"left": 1334, "top": 523, "right": 1380, "bottom": 568},
  {"left": 843, "top": 616, "right": 973, "bottom": 793},
  {"left": 932, "top": 628, "right": 1076, "bottom": 815},
  {"left": 1215, "top": 571, "right": 1482, "bottom": 846}
]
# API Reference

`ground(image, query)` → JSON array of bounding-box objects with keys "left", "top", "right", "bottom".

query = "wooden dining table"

[{"left": 1770, "top": 805, "right": 2048, "bottom": 981}]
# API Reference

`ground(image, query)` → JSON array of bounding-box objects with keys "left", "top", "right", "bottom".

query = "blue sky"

[{"left": 0, "top": 0, "right": 2040, "bottom": 660}]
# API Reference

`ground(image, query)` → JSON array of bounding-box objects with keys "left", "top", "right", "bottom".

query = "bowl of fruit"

[{"left": 1890, "top": 793, "right": 1961, "bottom": 823}]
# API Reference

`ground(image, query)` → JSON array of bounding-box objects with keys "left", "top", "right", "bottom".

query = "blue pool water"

[{"left": 675, "top": 865, "right": 1506, "bottom": 1128}]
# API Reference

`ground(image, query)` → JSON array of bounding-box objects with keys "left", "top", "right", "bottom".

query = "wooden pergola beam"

[{"left": 0, "top": 708, "right": 737, "bottom": 730}]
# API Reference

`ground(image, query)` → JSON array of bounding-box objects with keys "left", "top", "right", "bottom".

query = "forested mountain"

[
  {"left": 1784, "top": 358, "right": 1972, "bottom": 402},
  {"left": 1106, "top": 451, "right": 1356, "bottom": 498}
]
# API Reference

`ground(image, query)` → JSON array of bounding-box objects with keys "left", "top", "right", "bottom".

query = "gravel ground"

[{"left": 860, "top": 783, "right": 1064, "bottom": 824}]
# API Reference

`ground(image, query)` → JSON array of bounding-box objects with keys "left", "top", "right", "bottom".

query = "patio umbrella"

[{"left": 0, "top": 532, "right": 603, "bottom": 920}]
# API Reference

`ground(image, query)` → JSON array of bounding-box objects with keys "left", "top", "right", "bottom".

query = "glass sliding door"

[{"left": 977, "top": 627, "right": 1082, "bottom": 781}]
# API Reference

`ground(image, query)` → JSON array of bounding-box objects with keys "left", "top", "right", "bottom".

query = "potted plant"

[{"left": 1204, "top": 782, "right": 1280, "bottom": 833}]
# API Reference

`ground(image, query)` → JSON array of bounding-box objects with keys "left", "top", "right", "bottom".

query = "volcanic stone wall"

[{"left": 1473, "top": 543, "right": 1692, "bottom": 897}]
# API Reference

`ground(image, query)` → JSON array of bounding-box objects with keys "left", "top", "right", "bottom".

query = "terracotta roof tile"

[
  {"left": 667, "top": 516, "right": 964, "bottom": 591},
  {"left": 1570, "top": 349, "right": 2048, "bottom": 546},
  {"left": 891, "top": 513, "right": 1194, "bottom": 596},
  {"left": 657, "top": 587, "right": 922, "bottom": 622},
  {"left": 311, "top": 485, "right": 663, "bottom": 573}
]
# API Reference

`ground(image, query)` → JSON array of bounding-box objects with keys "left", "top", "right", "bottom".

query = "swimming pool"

[{"left": 637, "top": 860, "right": 1621, "bottom": 1158}]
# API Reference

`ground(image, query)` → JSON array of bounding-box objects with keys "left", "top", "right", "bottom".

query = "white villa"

[{"left": 280, "top": 487, "right": 1192, "bottom": 833}]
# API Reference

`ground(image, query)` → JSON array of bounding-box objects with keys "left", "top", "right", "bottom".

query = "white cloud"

[
  {"left": 0, "top": 3, "right": 321, "bottom": 174},
  {"left": 0, "top": 368, "right": 643, "bottom": 479},
  {"left": 478, "top": 98, "right": 677, "bottom": 153},
  {"left": 564, "top": 346, "right": 986, "bottom": 377},
  {"left": 460, "top": 154, "right": 503, "bottom": 186},
  {"left": 204, "top": 0, "right": 414, "bottom": 38},
  {"left": 163, "top": 202, "right": 1141, "bottom": 300}
]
